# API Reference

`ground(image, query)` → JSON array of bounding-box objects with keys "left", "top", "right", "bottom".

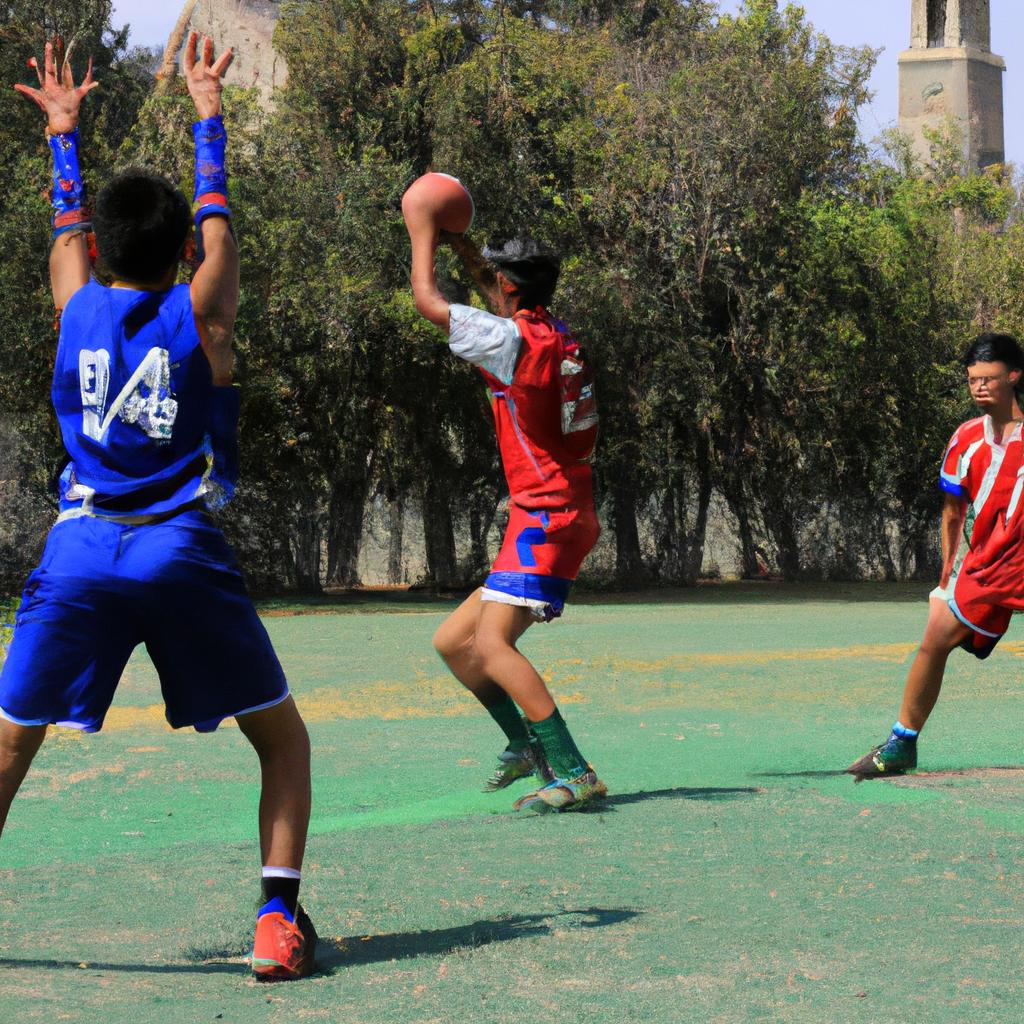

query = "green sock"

[
  {"left": 484, "top": 694, "right": 532, "bottom": 751},
  {"left": 530, "top": 708, "right": 589, "bottom": 779}
]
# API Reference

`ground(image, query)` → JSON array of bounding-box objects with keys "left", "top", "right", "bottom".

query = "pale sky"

[{"left": 111, "top": 0, "right": 1024, "bottom": 165}]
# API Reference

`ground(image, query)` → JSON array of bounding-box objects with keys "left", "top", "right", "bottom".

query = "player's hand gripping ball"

[{"left": 401, "top": 173, "right": 475, "bottom": 238}]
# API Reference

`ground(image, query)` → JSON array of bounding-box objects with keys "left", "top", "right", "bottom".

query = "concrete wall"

[
  {"left": 901, "top": 1, "right": 1004, "bottom": 169},
  {"left": 911, "top": 0, "right": 991, "bottom": 52},
  {"left": 898, "top": 46, "right": 1005, "bottom": 168}
]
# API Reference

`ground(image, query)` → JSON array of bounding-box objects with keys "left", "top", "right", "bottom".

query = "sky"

[{"left": 111, "top": 0, "right": 1024, "bottom": 165}]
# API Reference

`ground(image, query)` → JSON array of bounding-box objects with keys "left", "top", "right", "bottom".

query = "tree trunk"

[
  {"left": 154, "top": 0, "right": 199, "bottom": 95},
  {"left": 610, "top": 481, "right": 648, "bottom": 586},
  {"left": 727, "top": 491, "right": 760, "bottom": 579},
  {"left": 682, "top": 467, "right": 713, "bottom": 585},
  {"left": 288, "top": 506, "right": 322, "bottom": 593},
  {"left": 422, "top": 478, "right": 458, "bottom": 587},
  {"left": 325, "top": 474, "right": 369, "bottom": 588},
  {"left": 387, "top": 497, "right": 405, "bottom": 585}
]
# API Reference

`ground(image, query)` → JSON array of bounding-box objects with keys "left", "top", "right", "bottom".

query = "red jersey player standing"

[
  {"left": 847, "top": 334, "right": 1024, "bottom": 780},
  {"left": 406, "top": 217, "right": 606, "bottom": 812}
]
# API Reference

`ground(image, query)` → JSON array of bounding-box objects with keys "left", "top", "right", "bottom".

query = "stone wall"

[{"left": 185, "top": 0, "right": 285, "bottom": 98}]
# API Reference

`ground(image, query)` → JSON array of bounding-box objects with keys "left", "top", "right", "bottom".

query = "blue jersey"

[{"left": 51, "top": 281, "right": 239, "bottom": 521}]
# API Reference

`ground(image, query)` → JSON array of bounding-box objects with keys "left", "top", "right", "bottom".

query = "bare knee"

[
  {"left": 433, "top": 622, "right": 473, "bottom": 664},
  {"left": 473, "top": 630, "right": 514, "bottom": 673}
]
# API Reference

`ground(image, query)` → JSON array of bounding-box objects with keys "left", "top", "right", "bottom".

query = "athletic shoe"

[
  {"left": 512, "top": 769, "right": 608, "bottom": 812},
  {"left": 845, "top": 734, "right": 918, "bottom": 780},
  {"left": 252, "top": 899, "right": 318, "bottom": 981},
  {"left": 483, "top": 741, "right": 554, "bottom": 792}
]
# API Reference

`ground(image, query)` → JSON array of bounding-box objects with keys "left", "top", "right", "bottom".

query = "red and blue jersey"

[{"left": 449, "top": 304, "right": 597, "bottom": 510}]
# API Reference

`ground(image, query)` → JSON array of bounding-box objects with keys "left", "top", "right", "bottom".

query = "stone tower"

[
  {"left": 184, "top": 0, "right": 285, "bottom": 100},
  {"left": 898, "top": 0, "right": 1005, "bottom": 169}
]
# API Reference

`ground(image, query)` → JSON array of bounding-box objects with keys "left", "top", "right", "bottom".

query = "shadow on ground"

[
  {"left": 317, "top": 907, "right": 641, "bottom": 972},
  {"left": 603, "top": 785, "right": 762, "bottom": 807},
  {"left": 0, "top": 957, "right": 242, "bottom": 975},
  {"left": 0, "top": 909, "right": 642, "bottom": 978},
  {"left": 752, "top": 770, "right": 850, "bottom": 779}
]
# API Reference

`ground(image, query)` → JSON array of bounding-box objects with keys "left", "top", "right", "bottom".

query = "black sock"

[{"left": 261, "top": 875, "right": 300, "bottom": 916}]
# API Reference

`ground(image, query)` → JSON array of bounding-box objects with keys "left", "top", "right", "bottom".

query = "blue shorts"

[{"left": 0, "top": 512, "right": 288, "bottom": 733}]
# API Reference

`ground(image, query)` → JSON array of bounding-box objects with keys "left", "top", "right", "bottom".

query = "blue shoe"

[{"left": 512, "top": 770, "right": 607, "bottom": 812}]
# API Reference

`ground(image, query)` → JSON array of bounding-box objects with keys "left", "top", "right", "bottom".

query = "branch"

[{"left": 154, "top": 0, "right": 200, "bottom": 96}]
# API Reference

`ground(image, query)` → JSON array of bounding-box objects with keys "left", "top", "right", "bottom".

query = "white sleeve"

[{"left": 448, "top": 304, "right": 523, "bottom": 385}]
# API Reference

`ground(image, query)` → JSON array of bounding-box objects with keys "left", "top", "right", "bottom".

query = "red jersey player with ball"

[{"left": 404, "top": 174, "right": 606, "bottom": 812}]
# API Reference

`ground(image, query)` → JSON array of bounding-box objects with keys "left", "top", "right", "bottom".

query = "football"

[{"left": 401, "top": 172, "right": 475, "bottom": 235}]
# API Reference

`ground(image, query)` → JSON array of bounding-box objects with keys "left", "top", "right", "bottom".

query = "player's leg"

[
  {"left": 433, "top": 589, "right": 544, "bottom": 789},
  {"left": 234, "top": 696, "right": 317, "bottom": 979},
  {"left": 135, "top": 513, "right": 316, "bottom": 979},
  {"left": 898, "top": 597, "right": 973, "bottom": 731},
  {"left": 472, "top": 600, "right": 605, "bottom": 811},
  {"left": 847, "top": 598, "right": 971, "bottom": 779},
  {"left": 0, "top": 721, "right": 48, "bottom": 837},
  {"left": 235, "top": 696, "right": 311, "bottom": 872}
]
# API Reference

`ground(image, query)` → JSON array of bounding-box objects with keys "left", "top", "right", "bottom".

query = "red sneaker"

[{"left": 252, "top": 902, "right": 318, "bottom": 981}]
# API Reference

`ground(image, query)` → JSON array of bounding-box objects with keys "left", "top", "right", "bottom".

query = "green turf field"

[{"left": 2, "top": 583, "right": 1022, "bottom": 1023}]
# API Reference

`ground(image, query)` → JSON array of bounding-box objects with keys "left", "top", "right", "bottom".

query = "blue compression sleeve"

[
  {"left": 193, "top": 115, "right": 230, "bottom": 228},
  {"left": 48, "top": 129, "right": 90, "bottom": 239}
]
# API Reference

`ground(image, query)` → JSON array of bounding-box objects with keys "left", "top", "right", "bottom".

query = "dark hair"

[
  {"left": 960, "top": 333, "right": 1024, "bottom": 372},
  {"left": 482, "top": 237, "right": 562, "bottom": 310},
  {"left": 93, "top": 169, "right": 191, "bottom": 284}
]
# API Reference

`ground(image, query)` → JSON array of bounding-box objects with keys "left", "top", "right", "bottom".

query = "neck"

[
  {"left": 989, "top": 403, "right": 1019, "bottom": 436},
  {"left": 111, "top": 269, "right": 177, "bottom": 293}
]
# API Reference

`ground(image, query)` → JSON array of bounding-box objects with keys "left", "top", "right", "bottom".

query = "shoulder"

[
  {"left": 948, "top": 416, "right": 986, "bottom": 450},
  {"left": 448, "top": 305, "right": 523, "bottom": 385},
  {"left": 61, "top": 278, "right": 103, "bottom": 319},
  {"left": 450, "top": 304, "right": 519, "bottom": 335}
]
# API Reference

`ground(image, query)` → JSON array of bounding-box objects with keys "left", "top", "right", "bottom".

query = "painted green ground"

[{"left": 2, "top": 583, "right": 1023, "bottom": 1024}]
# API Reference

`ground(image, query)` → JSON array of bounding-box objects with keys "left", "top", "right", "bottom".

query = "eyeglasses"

[{"left": 967, "top": 374, "right": 1008, "bottom": 390}]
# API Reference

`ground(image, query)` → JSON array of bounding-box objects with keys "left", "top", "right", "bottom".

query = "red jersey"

[
  {"left": 940, "top": 415, "right": 1024, "bottom": 544},
  {"left": 477, "top": 308, "right": 598, "bottom": 510}
]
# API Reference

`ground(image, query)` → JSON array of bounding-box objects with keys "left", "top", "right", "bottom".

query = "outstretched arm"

[
  {"left": 185, "top": 32, "right": 238, "bottom": 386},
  {"left": 15, "top": 40, "right": 99, "bottom": 310},
  {"left": 408, "top": 216, "right": 451, "bottom": 331}
]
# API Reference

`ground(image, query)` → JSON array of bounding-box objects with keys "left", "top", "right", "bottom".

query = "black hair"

[
  {"left": 482, "top": 237, "right": 562, "bottom": 310},
  {"left": 92, "top": 169, "right": 191, "bottom": 284},
  {"left": 960, "top": 332, "right": 1024, "bottom": 372}
]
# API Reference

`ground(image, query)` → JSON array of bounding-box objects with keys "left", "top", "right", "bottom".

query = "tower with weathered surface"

[{"left": 898, "top": 0, "right": 1005, "bottom": 169}]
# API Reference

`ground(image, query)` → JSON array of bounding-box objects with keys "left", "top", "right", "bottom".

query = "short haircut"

[
  {"left": 483, "top": 237, "right": 562, "bottom": 310},
  {"left": 93, "top": 169, "right": 191, "bottom": 284},
  {"left": 960, "top": 332, "right": 1024, "bottom": 372}
]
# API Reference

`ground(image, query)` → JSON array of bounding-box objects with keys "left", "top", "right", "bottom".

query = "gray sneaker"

[{"left": 483, "top": 742, "right": 553, "bottom": 792}]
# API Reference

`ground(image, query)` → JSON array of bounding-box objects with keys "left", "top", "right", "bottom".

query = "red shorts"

[
  {"left": 482, "top": 504, "right": 600, "bottom": 620},
  {"left": 950, "top": 570, "right": 1013, "bottom": 659}
]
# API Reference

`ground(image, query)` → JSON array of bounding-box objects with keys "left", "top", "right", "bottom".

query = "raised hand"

[
  {"left": 184, "top": 31, "right": 233, "bottom": 120},
  {"left": 14, "top": 39, "right": 99, "bottom": 134}
]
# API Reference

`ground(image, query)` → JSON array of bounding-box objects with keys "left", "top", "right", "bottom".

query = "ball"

[{"left": 402, "top": 172, "right": 475, "bottom": 235}]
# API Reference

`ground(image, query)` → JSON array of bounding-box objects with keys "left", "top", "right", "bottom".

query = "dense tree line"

[{"left": 1, "top": 0, "right": 1021, "bottom": 594}]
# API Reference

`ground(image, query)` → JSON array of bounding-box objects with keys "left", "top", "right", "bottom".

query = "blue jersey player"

[{"left": 3, "top": 36, "right": 316, "bottom": 980}]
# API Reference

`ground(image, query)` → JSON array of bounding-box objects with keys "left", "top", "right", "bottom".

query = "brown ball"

[{"left": 401, "top": 173, "right": 475, "bottom": 235}]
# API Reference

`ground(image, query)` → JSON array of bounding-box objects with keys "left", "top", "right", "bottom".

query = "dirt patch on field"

[{"left": 891, "top": 766, "right": 1024, "bottom": 787}]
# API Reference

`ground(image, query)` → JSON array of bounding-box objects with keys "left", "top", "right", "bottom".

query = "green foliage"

[{"left": 4, "top": 0, "right": 1024, "bottom": 592}]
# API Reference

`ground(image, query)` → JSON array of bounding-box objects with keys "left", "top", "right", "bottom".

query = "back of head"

[
  {"left": 961, "top": 332, "right": 1024, "bottom": 374},
  {"left": 483, "top": 237, "right": 562, "bottom": 310},
  {"left": 93, "top": 169, "right": 191, "bottom": 285}
]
